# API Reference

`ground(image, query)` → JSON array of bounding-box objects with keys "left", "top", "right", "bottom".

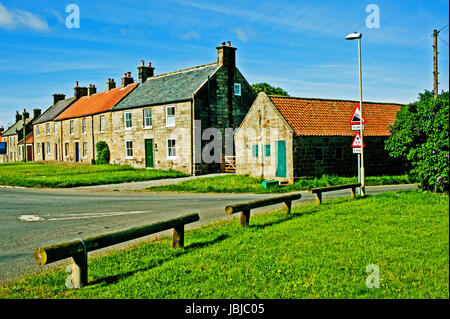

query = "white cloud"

[
  {"left": 0, "top": 2, "right": 50, "bottom": 32},
  {"left": 234, "top": 29, "right": 248, "bottom": 42}
]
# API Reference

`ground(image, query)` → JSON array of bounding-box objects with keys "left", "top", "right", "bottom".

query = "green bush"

[
  {"left": 385, "top": 90, "right": 449, "bottom": 192},
  {"left": 96, "top": 141, "right": 110, "bottom": 165}
]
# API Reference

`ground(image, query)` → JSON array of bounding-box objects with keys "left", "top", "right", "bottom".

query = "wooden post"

[
  {"left": 350, "top": 187, "right": 356, "bottom": 199},
  {"left": 240, "top": 209, "right": 251, "bottom": 227},
  {"left": 172, "top": 225, "right": 184, "bottom": 249},
  {"left": 71, "top": 251, "right": 88, "bottom": 288},
  {"left": 433, "top": 29, "right": 438, "bottom": 100},
  {"left": 315, "top": 191, "right": 322, "bottom": 205},
  {"left": 282, "top": 200, "right": 291, "bottom": 215}
]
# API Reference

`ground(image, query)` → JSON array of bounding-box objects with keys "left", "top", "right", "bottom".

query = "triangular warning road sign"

[
  {"left": 349, "top": 105, "right": 366, "bottom": 124},
  {"left": 351, "top": 132, "right": 365, "bottom": 148}
]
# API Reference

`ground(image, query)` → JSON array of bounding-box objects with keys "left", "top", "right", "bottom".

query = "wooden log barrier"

[
  {"left": 225, "top": 193, "right": 302, "bottom": 227},
  {"left": 308, "top": 183, "right": 361, "bottom": 205},
  {"left": 35, "top": 213, "right": 200, "bottom": 288}
]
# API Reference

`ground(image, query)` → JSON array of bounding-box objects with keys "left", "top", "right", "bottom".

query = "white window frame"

[
  {"left": 167, "top": 138, "right": 176, "bottom": 160},
  {"left": 165, "top": 106, "right": 175, "bottom": 128},
  {"left": 47, "top": 142, "right": 51, "bottom": 155},
  {"left": 69, "top": 120, "right": 74, "bottom": 135},
  {"left": 37, "top": 144, "right": 40, "bottom": 155},
  {"left": 124, "top": 112, "right": 132, "bottom": 130},
  {"left": 100, "top": 115, "right": 105, "bottom": 133},
  {"left": 36, "top": 125, "right": 40, "bottom": 137},
  {"left": 65, "top": 143, "right": 69, "bottom": 157},
  {"left": 125, "top": 140, "right": 133, "bottom": 159},
  {"left": 46, "top": 123, "right": 50, "bottom": 135},
  {"left": 54, "top": 123, "right": 58, "bottom": 134},
  {"left": 82, "top": 142, "right": 88, "bottom": 158},
  {"left": 234, "top": 83, "right": 241, "bottom": 96},
  {"left": 81, "top": 118, "right": 87, "bottom": 134},
  {"left": 143, "top": 108, "right": 152, "bottom": 129}
]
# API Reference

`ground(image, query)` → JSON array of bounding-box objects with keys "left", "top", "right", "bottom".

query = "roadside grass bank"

[
  {"left": 0, "top": 162, "right": 186, "bottom": 188},
  {"left": 146, "top": 174, "right": 416, "bottom": 194},
  {"left": 0, "top": 191, "right": 447, "bottom": 299}
]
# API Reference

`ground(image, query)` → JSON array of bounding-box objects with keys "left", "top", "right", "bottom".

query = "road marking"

[{"left": 19, "top": 211, "right": 153, "bottom": 222}]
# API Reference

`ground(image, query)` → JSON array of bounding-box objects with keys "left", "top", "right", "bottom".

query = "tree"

[
  {"left": 385, "top": 90, "right": 449, "bottom": 192},
  {"left": 251, "top": 83, "right": 289, "bottom": 96},
  {"left": 96, "top": 141, "right": 110, "bottom": 164}
]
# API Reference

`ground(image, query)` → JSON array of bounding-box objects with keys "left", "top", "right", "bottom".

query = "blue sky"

[{"left": 0, "top": 0, "right": 448, "bottom": 129}]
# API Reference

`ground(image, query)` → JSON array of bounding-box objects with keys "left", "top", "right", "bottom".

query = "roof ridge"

[
  {"left": 148, "top": 62, "right": 217, "bottom": 80},
  {"left": 268, "top": 95, "right": 404, "bottom": 106}
]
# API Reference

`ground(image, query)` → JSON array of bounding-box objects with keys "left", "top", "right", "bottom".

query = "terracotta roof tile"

[
  {"left": 55, "top": 83, "right": 139, "bottom": 120},
  {"left": 269, "top": 96, "right": 403, "bottom": 137}
]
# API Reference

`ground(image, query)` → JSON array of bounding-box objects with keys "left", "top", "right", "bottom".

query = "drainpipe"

[
  {"left": 191, "top": 98, "right": 195, "bottom": 176},
  {"left": 91, "top": 115, "right": 95, "bottom": 163}
]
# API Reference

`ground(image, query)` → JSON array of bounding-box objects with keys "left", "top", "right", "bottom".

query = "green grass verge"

[
  {"left": 147, "top": 174, "right": 416, "bottom": 194},
  {"left": 0, "top": 162, "right": 186, "bottom": 188},
  {"left": 0, "top": 191, "right": 447, "bottom": 299}
]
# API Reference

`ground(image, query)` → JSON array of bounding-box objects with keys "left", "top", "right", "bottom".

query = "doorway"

[
  {"left": 145, "top": 139, "right": 154, "bottom": 168},
  {"left": 276, "top": 140, "right": 286, "bottom": 178}
]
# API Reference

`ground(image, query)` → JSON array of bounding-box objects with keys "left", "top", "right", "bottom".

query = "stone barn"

[{"left": 235, "top": 92, "right": 405, "bottom": 184}]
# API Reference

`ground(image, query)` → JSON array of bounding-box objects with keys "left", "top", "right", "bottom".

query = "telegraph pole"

[
  {"left": 22, "top": 109, "right": 27, "bottom": 162},
  {"left": 433, "top": 29, "right": 438, "bottom": 100}
]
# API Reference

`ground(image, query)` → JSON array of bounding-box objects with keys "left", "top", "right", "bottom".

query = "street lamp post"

[{"left": 346, "top": 32, "right": 365, "bottom": 196}]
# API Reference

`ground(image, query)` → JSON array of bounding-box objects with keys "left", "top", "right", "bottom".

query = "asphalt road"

[{"left": 0, "top": 184, "right": 417, "bottom": 285}]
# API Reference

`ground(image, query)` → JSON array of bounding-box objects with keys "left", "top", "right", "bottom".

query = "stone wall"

[
  {"left": 34, "top": 121, "right": 61, "bottom": 161},
  {"left": 109, "top": 101, "right": 193, "bottom": 175}
]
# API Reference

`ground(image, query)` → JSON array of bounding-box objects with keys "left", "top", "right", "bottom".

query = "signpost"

[{"left": 350, "top": 108, "right": 366, "bottom": 195}]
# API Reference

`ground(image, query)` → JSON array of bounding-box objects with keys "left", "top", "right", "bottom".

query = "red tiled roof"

[
  {"left": 269, "top": 96, "right": 404, "bottom": 137},
  {"left": 55, "top": 83, "right": 139, "bottom": 120},
  {"left": 18, "top": 132, "right": 34, "bottom": 144}
]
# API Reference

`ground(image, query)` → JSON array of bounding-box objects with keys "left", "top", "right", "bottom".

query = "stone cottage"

[
  {"left": 33, "top": 94, "right": 76, "bottom": 161},
  {"left": 108, "top": 42, "right": 256, "bottom": 175},
  {"left": 235, "top": 92, "right": 405, "bottom": 183},
  {"left": 53, "top": 80, "right": 138, "bottom": 163}
]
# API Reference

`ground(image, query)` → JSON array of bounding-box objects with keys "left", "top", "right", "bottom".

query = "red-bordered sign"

[
  {"left": 349, "top": 105, "right": 366, "bottom": 125},
  {"left": 351, "top": 131, "right": 365, "bottom": 148}
]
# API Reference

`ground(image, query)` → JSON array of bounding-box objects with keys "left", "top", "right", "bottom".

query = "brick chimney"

[
  {"left": 74, "top": 81, "right": 88, "bottom": 99},
  {"left": 121, "top": 72, "right": 134, "bottom": 87},
  {"left": 88, "top": 84, "right": 97, "bottom": 97},
  {"left": 107, "top": 78, "right": 116, "bottom": 91},
  {"left": 23, "top": 109, "right": 30, "bottom": 119},
  {"left": 53, "top": 93, "right": 66, "bottom": 105},
  {"left": 216, "top": 41, "right": 236, "bottom": 69},
  {"left": 138, "top": 61, "right": 155, "bottom": 83},
  {"left": 15, "top": 111, "right": 21, "bottom": 123},
  {"left": 33, "top": 109, "right": 41, "bottom": 119}
]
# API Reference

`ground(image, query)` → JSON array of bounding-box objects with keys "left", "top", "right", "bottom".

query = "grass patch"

[
  {"left": 147, "top": 174, "right": 416, "bottom": 194},
  {"left": 0, "top": 162, "right": 186, "bottom": 188},
  {"left": 0, "top": 191, "right": 447, "bottom": 299}
]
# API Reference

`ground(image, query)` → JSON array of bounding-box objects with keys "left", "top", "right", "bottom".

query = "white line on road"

[{"left": 19, "top": 211, "right": 153, "bottom": 222}]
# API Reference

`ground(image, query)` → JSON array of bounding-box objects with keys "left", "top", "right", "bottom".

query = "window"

[
  {"left": 314, "top": 147, "right": 323, "bottom": 161},
  {"left": 37, "top": 144, "right": 40, "bottom": 155},
  {"left": 100, "top": 116, "right": 105, "bottom": 132},
  {"left": 54, "top": 123, "right": 58, "bottom": 134},
  {"left": 82, "top": 142, "right": 87, "bottom": 157},
  {"left": 143, "top": 108, "right": 152, "bottom": 128},
  {"left": 65, "top": 143, "right": 69, "bottom": 157},
  {"left": 69, "top": 120, "right": 74, "bottom": 135},
  {"left": 47, "top": 142, "right": 51, "bottom": 155},
  {"left": 125, "top": 140, "right": 133, "bottom": 158},
  {"left": 46, "top": 123, "right": 50, "bottom": 135},
  {"left": 166, "top": 106, "right": 175, "bottom": 127},
  {"left": 124, "top": 112, "right": 132, "bottom": 130},
  {"left": 336, "top": 147, "right": 343, "bottom": 160},
  {"left": 265, "top": 144, "right": 271, "bottom": 157},
  {"left": 36, "top": 125, "right": 40, "bottom": 136},
  {"left": 81, "top": 118, "right": 86, "bottom": 134},
  {"left": 252, "top": 144, "right": 259, "bottom": 157},
  {"left": 234, "top": 83, "right": 241, "bottom": 96},
  {"left": 167, "top": 139, "right": 176, "bottom": 159}
]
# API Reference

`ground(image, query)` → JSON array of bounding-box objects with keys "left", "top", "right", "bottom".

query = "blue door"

[{"left": 75, "top": 142, "right": 79, "bottom": 162}]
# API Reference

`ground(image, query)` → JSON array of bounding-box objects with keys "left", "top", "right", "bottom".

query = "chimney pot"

[
  {"left": 76, "top": 81, "right": 79, "bottom": 87},
  {"left": 222, "top": 41, "right": 226, "bottom": 45},
  {"left": 107, "top": 78, "right": 116, "bottom": 91},
  {"left": 128, "top": 72, "right": 132, "bottom": 77},
  {"left": 148, "top": 62, "right": 152, "bottom": 67},
  {"left": 141, "top": 60, "right": 145, "bottom": 66},
  {"left": 227, "top": 41, "right": 231, "bottom": 46}
]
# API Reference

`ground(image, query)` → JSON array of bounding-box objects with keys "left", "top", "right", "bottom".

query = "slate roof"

[
  {"left": 2, "top": 118, "right": 33, "bottom": 137},
  {"left": 269, "top": 96, "right": 404, "bottom": 137},
  {"left": 55, "top": 83, "right": 139, "bottom": 121},
  {"left": 112, "top": 63, "right": 219, "bottom": 111},
  {"left": 34, "top": 97, "right": 77, "bottom": 125}
]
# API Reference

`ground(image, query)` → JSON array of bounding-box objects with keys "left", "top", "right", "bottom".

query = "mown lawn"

[
  {"left": 147, "top": 174, "right": 416, "bottom": 194},
  {"left": 0, "top": 191, "right": 447, "bottom": 299},
  {"left": 0, "top": 162, "right": 186, "bottom": 188}
]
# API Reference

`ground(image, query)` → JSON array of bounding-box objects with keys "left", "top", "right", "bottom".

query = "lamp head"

[{"left": 345, "top": 32, "right": 362, "bottom": 40}]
